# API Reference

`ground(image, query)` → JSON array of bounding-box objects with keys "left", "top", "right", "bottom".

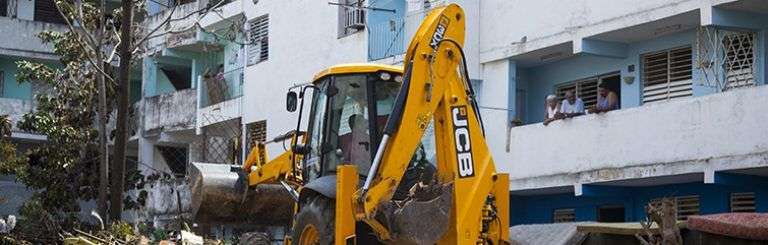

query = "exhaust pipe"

[{"left": 189, "top": 162, "right": 294, "bottom": 225}]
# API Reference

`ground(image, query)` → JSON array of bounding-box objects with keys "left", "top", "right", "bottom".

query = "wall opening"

[
  {"left": 553, "top": 208, "right": 575, "bottom": 223},
  {"left": 597, "top": 205, "right": 625, "bottom": 223},
  {"left": 730, "top": 192, "right": 756, "bottom": 212}
]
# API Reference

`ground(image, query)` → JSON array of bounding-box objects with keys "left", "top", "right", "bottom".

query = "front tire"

[{"left": 293, "top": 195, "right": 335, "bottom": 245}]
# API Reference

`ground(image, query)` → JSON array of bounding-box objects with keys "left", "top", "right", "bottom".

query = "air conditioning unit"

[{"left": 345, "top": 8, "right": 366, "bottom": 30}]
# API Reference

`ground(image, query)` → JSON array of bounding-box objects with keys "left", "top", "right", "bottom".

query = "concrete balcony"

[
  {"left": 500, "top": 85, "right": 768, "bottom": 192},
  {"left": 0, "top": 98, "right": 34, "bottom": 132},
  {"left": 144, "top": 2, "right": 205, "bottom": 53},
  {"left": 0, "top": 17, "right": 66, "bottom": 60},
  {"left": 142, "top": 88, "right": 197, "bottom": 133}
]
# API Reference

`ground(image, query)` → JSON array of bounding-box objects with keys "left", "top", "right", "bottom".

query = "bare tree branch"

[{"left": 53, "top": 1, "right": 115, "bottom": 82}]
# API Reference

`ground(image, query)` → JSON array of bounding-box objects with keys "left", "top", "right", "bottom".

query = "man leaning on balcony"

[
  {"left": 589, "top": 83, "right": 619, "bottom": 114},
  {"left": 560, "top": 90, "right": 585, "bottom": 118}
]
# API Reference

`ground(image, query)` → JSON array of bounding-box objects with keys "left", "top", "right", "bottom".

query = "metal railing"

[
  {"left": 200, "top": 67, "right": 243, "bottom": 107},
  {"left": 368, "top": 17, "right": 405, "bottom": 61}
]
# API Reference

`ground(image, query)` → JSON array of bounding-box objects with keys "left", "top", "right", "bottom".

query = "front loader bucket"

[{"left": 189, "top": 162, "right": 294, "bottom": 225}]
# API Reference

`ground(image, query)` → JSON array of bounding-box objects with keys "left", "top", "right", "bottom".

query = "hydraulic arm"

[{"left": 342, "top": 4, "right": 510, "bottom": 244}]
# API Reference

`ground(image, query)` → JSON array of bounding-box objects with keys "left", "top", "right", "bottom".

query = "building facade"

[
  {"left": 0, "top": 0, "right": 67, "bottom": 218},
  {"left": 475, "top": 0, "right": 768, "bottom": 224},
  {"left": 132, "top": 0, "right": 768, "bottom": 233}
]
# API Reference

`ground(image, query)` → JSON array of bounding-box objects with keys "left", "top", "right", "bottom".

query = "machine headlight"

[
  {"left": 394, "top": 75, "right": 403, "bottom": 83},
  {"left": 379, "top": 72, "right": 392, "bottom": 81}
]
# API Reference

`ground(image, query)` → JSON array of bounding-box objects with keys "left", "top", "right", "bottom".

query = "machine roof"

[{"left": 312, "top": 63, "right": 403, "bottom": 82}]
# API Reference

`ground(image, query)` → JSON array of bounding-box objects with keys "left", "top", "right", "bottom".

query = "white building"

[
  {"left": 476, "top": 0, "right": 768, "bottom": 224},
  {"left": 134, "top": 0, "right": 768, "bottom": 231},
  {"left": 0, "top": 0, "right": 67, "bottom": 218}
]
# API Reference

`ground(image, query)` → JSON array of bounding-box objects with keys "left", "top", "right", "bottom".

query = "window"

[
  {"left": 555, "top": 77, "right": 598, "bottom": 110},
  {"left": 247, "top": 120, "right": 268, "bottom": 149},
  {"left": 247, "top": 15, "right": 269, "bottom": 66},
  {"left": 0, "top": 0, "right": 7, "bottom": 17},
  {"left": 675, "top": 195, "right": 700, "bottom": 220},
  {"left": 338, "top": 0, "right": 365, "bottom": 37},
  {"left": 642, "top": 46, "right": 692, "bottom": 104},
  {"left": 649, "top": 196, "right": 700, "bottom": 220},
  {"left": 553, "top": 208, "right": 575, "bottom": 223},
  {"left": 730, "top": 192, "right": 756, "bottom": 212},
  {"left": 597, "top": 205, "right": 625, "bottom": 223},
  {"left": 156, "top": 146, "right": 188, "bottom": 177},
  {"left": 34, "top": 0, "right": 66, "bottom": 24},
  {"left": 723, "top": 32, "right": 756, "bottom": 90}
]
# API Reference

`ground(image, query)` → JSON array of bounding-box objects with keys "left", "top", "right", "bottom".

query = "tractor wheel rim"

[{"left": 299, "top": 224, "right": 320, "bottom": 245}]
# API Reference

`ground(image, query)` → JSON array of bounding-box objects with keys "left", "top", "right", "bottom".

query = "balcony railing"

[
  {"left": 368, "top": 17, "right": 405, "bottom": 61},
  {"left": 0, "top": 17, "right": 66, "bottom": 58},
  {"left": 200, "top": 67, "right": 243, "bottom": 108},
  {"left": 497, "top": 85, "right": 768, "bottom": 188},
  {"left": 143, "top": 88, "right": 197, "bottom": 132}
]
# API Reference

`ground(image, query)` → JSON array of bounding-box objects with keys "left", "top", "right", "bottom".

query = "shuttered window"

[
  {"left": 247, "top": 15, "right": 269, "bottom": 66},
  {"left": 34, "top": 0, "right": 66, "bottom": 24},
  {"left": 555, "top": 78, "right": 598, "bottom": 110},
  {"left": 723, "top": 32, "right": 756, "bottom": 90},
  {"left": 553, "top": 208, "right": 575, "bottom": 223},
  {"left": 649, "top": 195, "right": 700, "bottom": 221},
  {"left": 675, "top": 195, "right": 700, "bottom": 220},
  {"left": 642, "top": 46, "right": 692, "bottom": 104},
  {"left": 730, "top": 192, "right": 756, "bottom": 212}
]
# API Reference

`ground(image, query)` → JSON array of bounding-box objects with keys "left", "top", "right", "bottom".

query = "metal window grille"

[
  {"left": 338, "top": 0, "right": 365, "bottom": 37},
  {"left": 156, "top": 146, "right": 189, "bottom": 177},
  {"left": 553, "top": 208, "right": 575, "bottom": 223},
  {"left": 555, "top": 78, "right": 598, "bottom": 110},
  {"left": 247, "top": 120, "right": 267, "bottom": 149},
  {"left": 197, "top": 115, "right": 242, "bottom": 164},
  {"left": 730, "top": 192, "right": 756, "bottom": 212},
  {"left": 642, "top": 46, "right": 693, "bottom": 104},
  {"left": 247, "top": 15, "right": 269, "bottom": 66},
  {"left": 697, "top": 27, "right": 757, "bottom": 92},
  {"left": 723, "top": 33, "right": 756, "bottom": 89}
]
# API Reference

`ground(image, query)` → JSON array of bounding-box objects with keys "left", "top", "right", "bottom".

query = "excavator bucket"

[{"left": 188, "top": 162, "right": 294, "bottom": 225}]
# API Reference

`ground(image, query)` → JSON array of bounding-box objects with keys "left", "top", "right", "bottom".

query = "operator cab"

[{"left": 287, "top": 64, "right": 405, "bottom": 182}]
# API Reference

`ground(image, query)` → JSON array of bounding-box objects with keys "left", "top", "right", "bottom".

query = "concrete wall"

[
  {"left": 0, "top": 57, "right": 32, "bottom": 100},
  {"left": 477, "top": 0, "right": 711, "bottom": 63},
  {"left": 241, "top": 0, "right": 369, "bottom": 156},
  {"left": 0, "top": 17, "right": 65, "bottom": 59},
  {"left": 500, "top": 85, "right": 768, "bottom": 187},
  {"left": 143, "top": 88, "right": 197, "bottom": 132}
]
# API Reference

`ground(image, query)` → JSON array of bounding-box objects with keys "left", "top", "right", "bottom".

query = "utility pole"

[{"left": 110, "top": 0, "right": 134, "bottom": 221}]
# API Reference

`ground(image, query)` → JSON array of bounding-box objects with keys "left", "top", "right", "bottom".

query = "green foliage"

[{"left": 0, "top": 0, "right": 146, "bottom": 240}]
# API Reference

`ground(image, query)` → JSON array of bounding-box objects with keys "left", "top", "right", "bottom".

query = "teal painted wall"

[{"left": 0, "top": 57, "right": 31, "bottom": 100}]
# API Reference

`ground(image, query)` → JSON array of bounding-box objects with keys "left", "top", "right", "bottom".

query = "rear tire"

[{"left": 293, "top": 195, "right": 335, "bottom": 245}]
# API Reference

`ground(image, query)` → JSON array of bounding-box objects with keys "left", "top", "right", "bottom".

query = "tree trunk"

[
  {"left": 110, "top": 0, "right": 133, "bottom": 221},
  {"left": 96, "top": 0, "right": 109, "bottom": 222}
]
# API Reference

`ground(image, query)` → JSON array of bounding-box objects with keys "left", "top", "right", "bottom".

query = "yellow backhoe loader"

[{"left": 190, "top": 4, "right": 509, "bottom": 244}]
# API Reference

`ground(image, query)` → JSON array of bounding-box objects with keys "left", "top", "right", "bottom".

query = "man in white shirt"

[{"left": 560, "top": 90, "right": 584, "bottom": 118}]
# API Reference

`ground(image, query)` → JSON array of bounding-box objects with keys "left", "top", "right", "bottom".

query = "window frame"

[
  {"left": 247, "top": 14, "right": 269, "bottom": 66},
  {"left": 641, "top": 45, "right": 693, "bottom": 104}
]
